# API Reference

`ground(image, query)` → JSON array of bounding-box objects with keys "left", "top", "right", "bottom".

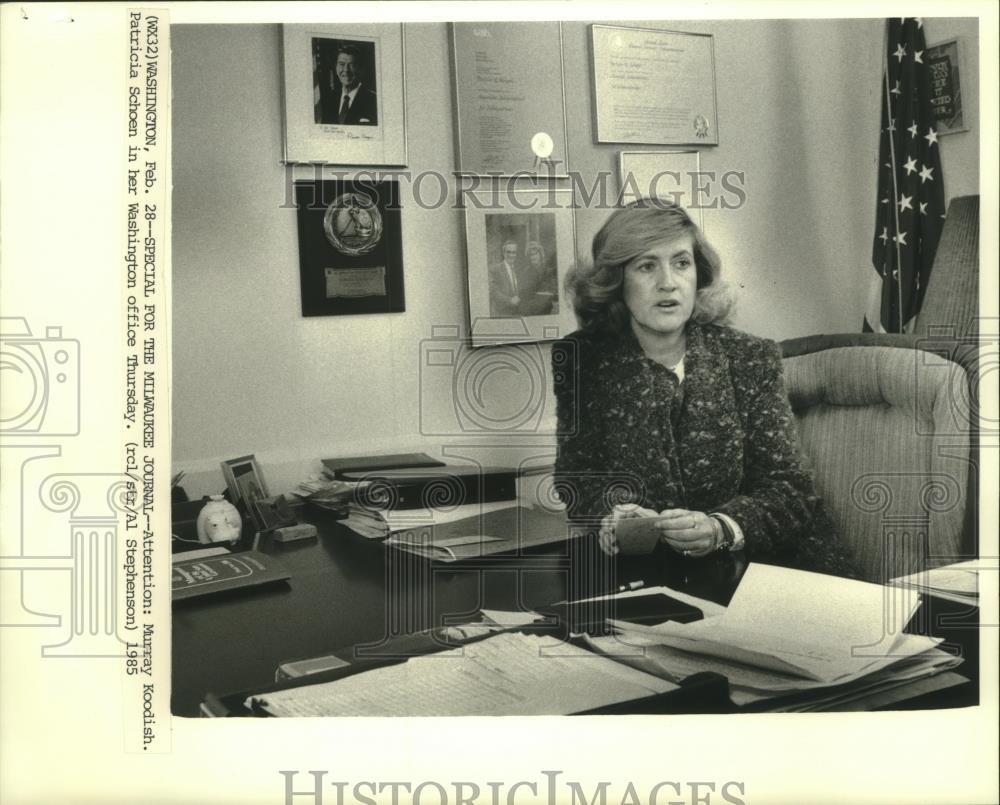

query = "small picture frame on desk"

[
  {"left": 253, "top": 495, "right": 298, "bottom": 533},
  {"left": 221, "top": 455, "right": 269, "bottom": 528}
]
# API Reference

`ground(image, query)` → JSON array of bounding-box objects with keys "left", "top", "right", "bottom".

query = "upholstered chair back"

[
  {"left": 912, "top": 195, "right": 980, "bottom": 338},
  {"left": 780, "top": 337, "right": 975, "bottom": 582}
]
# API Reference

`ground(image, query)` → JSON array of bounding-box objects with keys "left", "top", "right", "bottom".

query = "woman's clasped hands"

[{"left": 598, "top": 503, "right": 721, "bottom": 558}]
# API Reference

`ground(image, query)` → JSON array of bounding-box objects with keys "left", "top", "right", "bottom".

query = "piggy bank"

[{"left": 196, "top": 495, "right": 242, "bottom": 544}]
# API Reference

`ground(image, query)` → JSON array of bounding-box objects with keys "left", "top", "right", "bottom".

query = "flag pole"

[{"left": 882, "top": 20, "right": 905, "bottom": 334}]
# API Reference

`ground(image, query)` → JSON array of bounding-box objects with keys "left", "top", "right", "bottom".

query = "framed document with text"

[
  {"left": 294, "top": 179, "right": 405, "bottom": 316},
  {"left": 282, "top": 23, "right": 407, "bottom": 165},
  {"left": 463, "top": 189, "right": 576, "bottom": 347},
  {"left": 591, "top": 25, "right": 719, "bottom": 146},
  {"left": 451, "top": 22, "right": 569, "bottom": 176}
]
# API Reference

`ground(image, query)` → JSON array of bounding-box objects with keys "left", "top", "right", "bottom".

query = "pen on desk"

[{"left": 616, "top": 580, "right": 645, "bottom": 593}]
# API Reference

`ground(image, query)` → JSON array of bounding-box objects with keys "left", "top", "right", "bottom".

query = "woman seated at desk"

[{"left": 552, "top": 200, "right": 857, "bottom": 577}]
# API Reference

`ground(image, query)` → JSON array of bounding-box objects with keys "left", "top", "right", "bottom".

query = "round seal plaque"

[{"left": 323, "top": 192, "right": 383, "bottom": 256}]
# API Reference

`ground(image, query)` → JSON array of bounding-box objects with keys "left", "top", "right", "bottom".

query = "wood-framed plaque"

[
  {"left": 294, "top": 179, "right": 405, "bottom": 316},
  {"left": 281, "top": 23, "right": 407, "bottom": 165},
  {"left": 590, "top": 24, "right": 719, "bottom": 146},
  {"left": 463, "top": 189, "right": 577, "bottom": 347},
  {"left": 450, "top": 22, "right": 569, "bottom": 176}
]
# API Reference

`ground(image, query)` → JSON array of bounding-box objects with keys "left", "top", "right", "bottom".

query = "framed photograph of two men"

[
  {"left": 281, "top": 23, "right": 407, "bottom": 165},
  {"left": 294, "top": 180, "right": 405, "bottom": 317}
]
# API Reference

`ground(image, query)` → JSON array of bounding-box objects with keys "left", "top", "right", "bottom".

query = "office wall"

[{"left": 171, "top": 19, "right": 979, "bottom": 493}]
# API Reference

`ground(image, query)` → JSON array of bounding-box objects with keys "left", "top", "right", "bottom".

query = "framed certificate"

[
  {"left": 294, "top": 179, "right": 405, "bottom": 316},
  {"left": 463, "top": 189, "right": 577, "bottom": 347},
  {"left": 590, "top": 25, "right": 719, "bottom": 146},
  {"left": 281, "top": 23, "right": 407, "bottom": 165},
  {"left": 450, "top": 22, "right": 569, "bottom": 176},
  {"left": 619, "top": 150, "right": 705, "bottom": 230}
]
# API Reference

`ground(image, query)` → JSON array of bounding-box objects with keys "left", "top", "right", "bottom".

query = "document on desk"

[
  {"left": 588, "top": 630, "right": 951, "bottom": 705},
  {"left": 613, "top": 563, "right": 923, "bottom": 683},
  {"left": 562, "top": 585, "right": 727, "bottom": 618},
  {"left": 890, "top": 558, "right": 983, "bottom": 606},
  {"left": 246, "top": 632, "right": 676, "bottom": 717}
]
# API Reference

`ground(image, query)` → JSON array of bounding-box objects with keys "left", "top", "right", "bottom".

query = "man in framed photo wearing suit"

[
  {"left": 489, "top": 239, "right": 527, "bottom": 317},
  {"left": 315, "top": 41, "right": 379, "bottom": 126}
]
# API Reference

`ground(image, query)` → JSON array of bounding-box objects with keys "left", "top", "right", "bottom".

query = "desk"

[{"left": 171, "top": 506, "right": 978, "bottom": 716}]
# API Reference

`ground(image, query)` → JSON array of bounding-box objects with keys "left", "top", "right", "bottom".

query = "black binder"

[{"left": 321, "top": 452, "right": 445, "bottom": 478}]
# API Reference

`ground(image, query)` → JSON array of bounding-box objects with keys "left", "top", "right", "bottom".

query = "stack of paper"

[
  {"left": 440, "top": 608, "right": 544, "bottom": 641},
  {"left": 890, "top": 559, "right": 982, "bottom": 606},
  {"left": 246, "top": 631, "right": 676, "bottom": 717},
  {"left": 595, "top": 564, "right": 964, "bottom": 711},
  {"left": 338, "top": 504, "right": 390, "bottom": 539},
  {"left": 381, "top": 501, "right": 518, "bottom": 532},
  {"left": 295, "top": 474, "right": 392, "bottom": 538},
  {"left": 385, "top": 530, "right": 507, "bottom": 561},
  {"left": 295, "top": 474, "right": 371, "bottom": 510}
]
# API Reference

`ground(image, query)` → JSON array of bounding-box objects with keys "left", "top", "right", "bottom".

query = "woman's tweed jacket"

[{"left": 552, "top": 322, "right": 857, "bottom": 576}]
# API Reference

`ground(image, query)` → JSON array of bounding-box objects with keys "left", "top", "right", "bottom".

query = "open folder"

[
  {"left": 610, "top": 563, "right": 930, "bottom": 684},
  {"left": 384, "top": 505, "right": 570, "bottom": 562}
]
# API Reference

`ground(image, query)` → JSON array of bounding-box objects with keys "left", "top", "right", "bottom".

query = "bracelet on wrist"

[{"left": 710, "top": 514, "right": 735, "bottom": 552}]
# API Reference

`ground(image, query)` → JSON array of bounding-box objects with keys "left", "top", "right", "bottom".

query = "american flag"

[{"left": 865, "top": 17, "right": 945, "bottom": 333}]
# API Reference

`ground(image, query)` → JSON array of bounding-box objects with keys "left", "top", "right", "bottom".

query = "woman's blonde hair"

[
  {"left": 526, "top": 240, "right": 546, "bottom": 264},
  {"left": 567, "top": 199, "right": 734, "bottom": 333}
]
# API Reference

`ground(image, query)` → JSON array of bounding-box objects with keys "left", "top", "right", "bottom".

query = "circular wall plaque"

[{"left": 323, "top": 192, "right": 383, "bottom": 256}]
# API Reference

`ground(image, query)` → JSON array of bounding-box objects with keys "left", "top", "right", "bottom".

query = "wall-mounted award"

[
  {"left": 294, "top": 180, "right": 405, "bottom": 316},
  {"left": 450, "top": 22, "right": 569, "bottom": 176},
  {"left": 590, "top": 25, "right": 719, "bottom": 146}
]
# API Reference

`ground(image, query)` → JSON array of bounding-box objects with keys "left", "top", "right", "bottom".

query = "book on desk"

[
  {"left": 172, "top": 550, "right": 291, "bottom": 602},
  {"left": 321, "top": 451, "right": 445, "bottom": 478}
]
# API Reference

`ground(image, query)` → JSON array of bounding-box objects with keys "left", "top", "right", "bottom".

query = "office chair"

[
  {"left": 779, "top": 335, "right": 978, "bottom": 582},
  {"left": 777, "top": 194, "right": 982, "bottom": 582}
]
